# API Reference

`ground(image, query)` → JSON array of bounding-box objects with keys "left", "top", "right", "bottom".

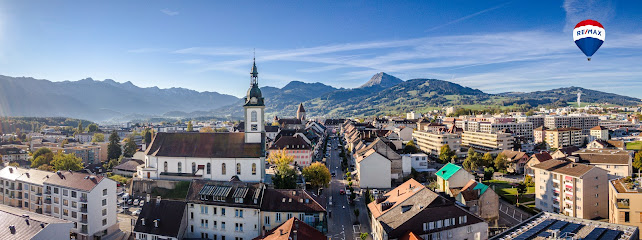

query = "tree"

[
  {"left": 200, "top": 127, "right": 215, "bottom": 133},
  {"left": 403, "top": 140, "right": 420, "bottom": 154},
  {"left": 483, "top": 167, "right": 495, "bottom": 181},
  {"left": 86, "top": 123, "right": 99, "bottom": 133},
  {"left": 439, "top": 144, "right": 455, "bottom": 164},
  {"left": 31, "top": 152, "right": 54, "bottom": 168},
  {"left": 302, "top": 162, "right": 331, "bottom": 189},
  {"left": 61, "top": 139, "right": 69, "bottom": 147},
  {"left": 51, "top": 152, "right": 84, "bottom": 171},
  {"left": 360, "top": 233, "right": 369, "bottom": 240},
  {"left": 103, "top": 157, "right": 122, "bottom": 170},
  {"left": 516, "top": 182, "right": 527, "bottom": 205},
  {"left": 187, "top": 121, "right": 194, "bottom": 132},
  {"left": 77, "top": 121, "right": 83, "bottom": 134},
  {"left": 481, "top": 152, "right": 494, "bottom": 168},
  {"left": 32, "top": 147, "right": 53, "bottom": 160},
  {"left": 524, "top": 174, "right": 535, "bottom": 187},
  {"left": 494, "top": 153, "right": 508, "bottom": 171},
  {"left": 92, "top": 133, "right": 105, "bottom": 143},
  {"left": 107, "top": 131, "right": 122, "bottom": 161},
  {"left": 633, "top": 152, "right": 642, "bottom": 177},
  {"left": 37, "top": 164, "right": 55, "bottom": 172},
  {"left": 143, "top": 129, "right": 153, "bottom": 145},
  {"left": 463, "top": 156, "right": 478, "bottom": 173},
  {"left": 123, "top": 138, "right": 137, "bottom": 157},
  {"left": 268, "top": 149, "right": 298, "bottom": 189}
]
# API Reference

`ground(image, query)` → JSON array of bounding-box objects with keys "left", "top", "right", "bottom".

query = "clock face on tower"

[{"left": 250, "top": 97, "right": 257, "bottom": 104}]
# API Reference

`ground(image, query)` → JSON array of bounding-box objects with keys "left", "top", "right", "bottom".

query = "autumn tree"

[
  {"left": 494, "top": 153, "right": 508, "bottom": 171},
  {"left": 481, "top": 152, "right": 494, "bottom": 168},
  {"left": 302, "top": 162, "right": 331, "bottom": 189},
  {"left": 91, "top": 133, "right": 105, "bottom": 142},
  {"left": 187, "top": 121, "right": 194, "bottom": 132},
  {"left": 52, "top": 152, "right": 84, "bottom": 171},
  {"left": 268, "top": 149, "right": 297, "bottom": 189},
  {"left": 439, "top": 144, "right": 455, "bottom": 164},
  {"left": 200, "top": 127, "right": 215, "bottom": 133},
  {"left": 633, "top": 152, "right": 642, "bottom": 177}
]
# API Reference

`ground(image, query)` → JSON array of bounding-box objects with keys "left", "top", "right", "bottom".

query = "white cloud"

[
  {"left": 563, "top": 0, "right": 614, "bottom": 31},
  {"left": 161, "top": 9, "right": 179, "bottom": 16}
]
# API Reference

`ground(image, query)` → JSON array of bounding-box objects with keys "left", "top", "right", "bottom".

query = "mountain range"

[{"left": 0, "top": 73, "right": 639, "bottom": 122}]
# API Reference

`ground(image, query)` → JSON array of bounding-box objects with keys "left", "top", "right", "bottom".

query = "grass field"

[
  {"left": 627, "top": 141, "right": 642, "bottom": 151},
  {"left": 483, "top": 180, "right": 535, "bottom": 206}
]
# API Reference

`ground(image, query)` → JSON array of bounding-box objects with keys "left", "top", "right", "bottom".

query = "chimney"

[
  {"left": 141, "top": 218, "right": 145, "bottom": 226},
  {"left": 156, "top": 196, "right": 161, "bottom": 205},
  {"left": 293, "top": 220, "right": 299, "bottom": 240},
  {"left": 9, "top": 168, "right": 12, "bottom": 173},
  {"left": 280, "top": 229, "right": 284, "bottom": 235},
  {"left": 154, "top": 219, "right": 159, "bottom": 228},
  {"left": 9, "top": 225, "right": 15, "bottom": 234}
]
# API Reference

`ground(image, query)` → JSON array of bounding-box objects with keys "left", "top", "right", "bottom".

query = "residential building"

[
  {"left": 401, "top": 153, "right": 430, "bottom": 173},
  {"left": 416, "top": 119, "right": 446, "bottom": 132},
  {"left": 368, "top": 179, "right": 488, "bottom": 240},
  {"left": 590, "top": 125, "right": 610, "bottom": 141},
  {"left": 500, "top": 150, "right": 528, "bottom": 174},
  {"left": 184, "top": 180, "right": 264, "bottom": 240},
  {"left": 532, "top": 159, "right": 608, "bottom": 219},
  {"left": 572, "top": 149, "right": 632, "bottom": 179},
  {"left": 134, "top": 198, "right": 187, "bottom": 240},
  {"left": 544, "top": 128, "right": 584, "bottom": 149},
  {"left": 412, "top": 130, "right": 461, "bottom": 156},
  {"left": 113, "top": 159, "right": 144, "bottom": 177},
  {"left": 478, "top": 122, "right": 533, "bottom": 141},
  {"left": 268, "top": 134, "right": 313, "bottom": 167},
  {"left": 550, "top": 146, "right": 580, "bottom": 159},
  {"left": 517, "top": 115, "right": 545, "bottom": 128},
  {"left": 608, "top": 178, "right": 642, "bottom": 234},
  {"left": 354, "top": 138, "right": 400, "bottom": 188},
  {"left": 253, "top": 217, "right": 326, "bottom": 240},
  {"left": 491, "top": 212, "right": 639, "bottom": 240},
  {"left": 0, "top": 147, "right": 28, "bottom": 164},
  {"left": 544, "top": 115, "right": 599, "bottom": 135},
  {"left": 138, "top": 60, "right": 266, "bottom": 182},
  {"left": 74, "top": 133, "right": 95, "bottom": 143},
  {"left": 0, "top": 166, "right": 119, "bottom": 239},
  {"left": 393, "top": 126, "right": 414, "bottom": 142},
  {"left": 587, "top": 139, "right": 626, "bottom": 150},
  {"left": 461, "top": 131, "right": 513, "bottom": 154},
  {"left": 452, "top": 180, "right": 499, "bottom": 224},
  {"left": 524, "top": 152, "right": 553, "bottom": 176},
  {"left": 533, "top": 126, "right": 547, "bottom": 143},
  {"left": 435, "top": 163, "right": 475, "bottom": 194},
  {"left": 260, "top": 189, "right": 326, "bottom": 233},
  {"left": 0, "top": 204, "right": 74, "bottom": 240}
]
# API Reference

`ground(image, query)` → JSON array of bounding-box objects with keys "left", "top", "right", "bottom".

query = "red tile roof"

[{"left": 254, "top": 218, "right": 326, "bottom": 240}]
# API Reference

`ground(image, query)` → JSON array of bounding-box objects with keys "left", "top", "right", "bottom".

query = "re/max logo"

[{"left": 576, "top": 29, "right": 602, "bottom": 36}]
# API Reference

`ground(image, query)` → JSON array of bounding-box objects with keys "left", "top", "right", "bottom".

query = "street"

[{"left": 324, "top": 134, "right": 372, "bottom": 240}]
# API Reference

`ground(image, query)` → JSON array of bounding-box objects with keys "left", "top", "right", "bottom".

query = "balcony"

[
  {"left": 16, "top": 195, "right": 22, "bottom": 200},
  {"left": 45, "top": 190, "right": 51, "bottom": 195},
  {"left": 44, "top": 198, "right": 51, "bottom": 204},
  {"left": 79, "top": 197, "right": 87, "bottom": 203},
  {"left": 616, "top": 199, "right": 630, "bottom": 209},
  {"left": 81, "top": 218, "right": 88, "bottom": 223},
  {"left": 80, "top": 207, "right": 87, "bottom": 213},
  {"left": 36, "top": 192, "right": 42, "bottom": 196}
]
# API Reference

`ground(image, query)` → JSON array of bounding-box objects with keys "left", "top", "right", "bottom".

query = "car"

[
  {"left": 139, "top": 200, "right": 145, "bottom": 207},
  {"left": 133, "top": 199, "right": 139, "bottom": 205},
  {"left": 127, "top": 199, "right": 133, "bottom": 205},
  {"left": 132, "top": 209, "right": 141, "bottom": 216},
  {"left": 339, "top": 189, "right": 346, "bottom": 195},
  {"left": 117, "top": 209, "right": 124, "bottom": 214},
  {"left": 331, "top": 172, "right": 336, "bottom": 177},
  {"left": 345, "top": 189, "right": 351, "bottom": 195}
]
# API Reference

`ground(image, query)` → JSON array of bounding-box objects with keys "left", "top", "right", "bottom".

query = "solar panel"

[
  {"left": 513, "top": 219, "right": 556, "bottom": 240},
  {"left": 582, "top": 228, "right": 607, "bottom": 240},
  {"left": 233, "top": 187, "right": 249, "bottom": 198},
  {"left": 548, "top": 220, "right": 569, "bottom": 230},
  {"left": 559, "top": 223, "right": 583, "bottom": 236},
  {"left": 599, "top": 229, "right": 622, "bottom": 240}
]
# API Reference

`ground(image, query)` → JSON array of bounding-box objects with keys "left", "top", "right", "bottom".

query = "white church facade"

[{"left": 137, "top": 59, "right": 266, "bottom": 182}]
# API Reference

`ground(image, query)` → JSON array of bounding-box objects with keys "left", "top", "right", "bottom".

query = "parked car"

[
  {"left": 133, "top": 199, "right": 139, "bottom": 205},
  {"left": 345, "top": 189, "right": 351, "bottom": 195},
  {"left": 132, "top": 209, "right": 141, "bottom": 216},
  {"left": 339, "top": 189, "right": 346, "bottom": 195},
  {"left": 331, "top": 172, "right": 336, "bottom": 177},
  {"left": 139, "top": 200, "right": 145, "bottom": 207},
  {"left": 127, "top": 199, "right": 133, "bottom": 205}
]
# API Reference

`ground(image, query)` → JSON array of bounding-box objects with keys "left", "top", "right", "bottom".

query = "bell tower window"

[{"left": 251, "top": 111, "right": 257, "bottom": 122}]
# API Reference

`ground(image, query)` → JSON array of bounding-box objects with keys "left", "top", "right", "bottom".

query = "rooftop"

[
  {"left": 133, "top": 198, "right": 187, "bottom": 238},
  {"left": 253, "top": 217, "right": 326, "bottom": 240},
  {"left": 435, "top": 163, "right": 462, "bottom": 180},
  {"left": 145, "top": 132, "right": 263, "bottom": 158},
  {"left": 573, "top": 149, "right": 631, "bottom": 165},
  {"left": 0, "top": 205, "right": 72, "bottom": 240},
  {"left": 186, "top": 180, "right": 264, "bottom": 208},
  {"left": 261, "top": 189, "right": 325, "bottom": 213},
  {"left": 492, "top": 212, "right": 639, "bottom": 240},
  {"left": 531, "top": 159, "right": 598, "bottom": 178}
]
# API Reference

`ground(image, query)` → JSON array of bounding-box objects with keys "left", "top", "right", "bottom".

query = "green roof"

[
  {"left": 435, "top": 163, "right": 462, "bottom": 180},
  {"left": 473, "top": 182, "right": 489, "bottom": 195}
]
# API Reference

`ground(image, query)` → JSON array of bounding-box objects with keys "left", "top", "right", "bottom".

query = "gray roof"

[{"left": 0, "top": 205, "right": 72, "bottom": 239}]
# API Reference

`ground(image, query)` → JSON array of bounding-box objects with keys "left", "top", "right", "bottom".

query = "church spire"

[{"left": 250, "top": 57, "right": 258, "bottom": 85}]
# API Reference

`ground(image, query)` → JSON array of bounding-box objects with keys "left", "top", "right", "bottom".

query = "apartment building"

[
  {"left": 33, "top": 143, "right": 102, "bottom": 165},
  {"left": 533, "top": 126, "right": 547, "bottom": 143},
  {"left": 0, "top": 204, "right": 74, "bottom": 240},
  {"left": 532, "top": 160, "right": 608, "bottom": 219},
  {"left": 479, "top": 122, "right": 534, "bottom": 141},
  {"left": 590, "top": 125, "right": 609, "bottom": 141},
  {"left": 260, "top": 189, "right": 326, "bottom": 233},
  {"left": 461, "top": 131, "right": 514, "bottom": 154},
  {"left": 0, "top": 147, "right": 29, "bottom": 163},
  {"left": 368, "top": 179, "right": 488, "bottom": 240},
  {"left": 185, "top": 180, "right": 264, "bottom": 240},
  {"left": 517, "top": 115, "right": 545, "bottom": 128},
  {"left": 412, "top": 130, "right": 461, "bottom": 156},
  {"left": 571, "top": 149, "right": 632, "bottom": 179},
  {"left": 0, "top": 167, "right": 118, "bottom": 239},
  {"left": 268, "top": 134, "right": 313, "bottom": 166},
  {"left": 544, "top": 115, "right": 599, "bottom": 135},
  {"left": 544, "top": 128, "right": 584, "bottom": 149},
  {"left": 608, "top": 178, "right": 642, "bottom": 232}
]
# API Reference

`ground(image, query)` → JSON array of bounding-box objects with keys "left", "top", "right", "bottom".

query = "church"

[{"left": 137, "top": 60, "right": 266, "bottom": 182}]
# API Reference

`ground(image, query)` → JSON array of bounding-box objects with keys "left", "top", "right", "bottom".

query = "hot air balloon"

[{"left": 573, "top": 19, "right": 605, "bottom": 61}]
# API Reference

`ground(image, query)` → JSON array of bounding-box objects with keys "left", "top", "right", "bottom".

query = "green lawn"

[
  {"left": 627, "top": 141, "right": 642, "bottom": 151},
  {"left": 150, "top": 181, "right": 191, "bottom": 200},
  {"left": 483, "top": 180, "right": 535, "bottom": 205}
]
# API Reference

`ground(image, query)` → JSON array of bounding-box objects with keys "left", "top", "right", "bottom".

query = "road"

[
  {"left": 325, "top": 135, "right": 358, "bottom": 240},
  {"left": 498, "top": 199, "right": 532, "bottom": 227}
]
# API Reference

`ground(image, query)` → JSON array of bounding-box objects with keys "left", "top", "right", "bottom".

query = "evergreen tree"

[
  {"left": 107, "top": 131, "right": 122, "bottom": 160},
  {"left": 143, "top": 129, "right": 152, "bottom": 145},
  {"left": 77, "top": 121, "right": 83, "bottom": 134},
  {"left": 123, "top": 138, "right": 137, "bottom": 157}
]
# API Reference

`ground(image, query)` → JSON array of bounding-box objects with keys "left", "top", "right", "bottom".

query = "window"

[
  {"left": 467, "top": 226, "right": 472, "bottom": 233},
  {"left": 192, "top": 162, "right": 196, "bottom": 173},
  {"left": 222, "top": 163, "right": 227, "bottom": 175},
  {"left": 207, "top": 163, "right": 211, "bottom": 174},
  {"left": 444, "top": 219, "right": 450, "bottom": 227},
  {"left": 72, "top": 211, "right": 77, "bottom": 218},
  {"left": 103, "top": 189, "right": 107, "bottom": 196},
  {"left": 237, "top": 163, "right": 241, "bottom": 175},
  {"left": 299, "top": 213, "right": 304, "bottom": 220},
  {"left": 71, "top": 191, "right": 77, "bottom": 198},
  {"left": 178, "top": 162, "right": 182, "bottom": 172},
  {"left": 595, "top": 194, "right": 599, "bottom": 198},
  {"left": 54, "top": 207, "right": 59, "bottom": 214},
  {"left": 54, "top": 188, "right": 59, "bottom": 194},
  {"left": 213, "top": 221, "right": 218, "bottom": 229},
  {"left": 276, "top": 213, "right": 281, "bottom": 222},
  {"left": 251, "top": 111, "right": 257, "bottom": 122},
  {"left": 102, "top": 199, "right": 107, "bottom": 206},
  {"left": 459, "top": 215, "right": 467, "bottom": 224},
  {"left": 102, "top": 209, "right": 107, "bottom": 216},
  {"left": 251, "top": 124, "right": 258, "bottom": 131},
  {"left": 287, "top": 213, "right": 292, "bottom": 219},
  {"left": 222, "top": 208, "right": 226, "bottom": 216},
  {"left": 63, "top": 189, "right": 68, "bottom": 196},
  {"left": 252, "top": 163, "right": 257, "bottom": 175},
  {"left": 625, "top": 212, "right": 630, "bottom": 222},
  {"left": 63, "top": 199, "right": 68, "bottom": 206},
  {"left": 235, "top": 209, "right": 243, "bottom": 218},
  {"left": 201, "top": 206, "right": 209, "bottom": 214},
  {"left": 265, "top": 216, "right": 270, "bottom": 225},
  {"left": 164, "top": 161, "right": 168, "bottom": 172},
  {"left": 436, "top": 220, "right": 442, "bottom": 228},
  {"left": 72, "top": 201, "right": 77, "bottom": 208},
  {"left": 191, "top": 225, "right": 194, "bottom": 232},
  {"left": 213, "top": 207, "right": 217, "bottom": 215},
  {"left": 102, "top": 218, "right": 107, "bottom": 226},
  {"left": 221, "top": 222, "right": 226, "bottom": 230},
  {"left": 63, "top": 209, "right": 68, "bottom": 216}
]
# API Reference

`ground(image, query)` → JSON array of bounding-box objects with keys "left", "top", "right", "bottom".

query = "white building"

[
  {"left": 412, "top": 130, "right": 461, "bottom": 156},
  {"left": 138, "top": 60, "right": 266, "bottom": 183},
  {"left": 401, "top": 153, "right": 430, "bottom": 173}
]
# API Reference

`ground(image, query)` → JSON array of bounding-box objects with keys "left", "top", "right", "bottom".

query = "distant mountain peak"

[{"left": 359, "top": 72, "right": 403, "bottom": 88}]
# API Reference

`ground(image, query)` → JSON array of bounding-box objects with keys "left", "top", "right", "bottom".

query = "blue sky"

[{"left": 0, "top": 0, "right": 641, "bottom": 98}]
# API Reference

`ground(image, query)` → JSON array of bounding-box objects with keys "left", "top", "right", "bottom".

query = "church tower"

[
  {"left": 244, "top": 58, "right": 265, "bottom": 144},
  {"left": 296, "top": 103, "right": 306, "bottom": 121}
]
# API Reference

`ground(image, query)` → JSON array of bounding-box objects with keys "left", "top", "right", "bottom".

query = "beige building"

[
  {"left": 412, "top": 130, "right": 461, "bottom": 156},
  {"left": 545, "top": 127, "right": 584, "bottom": 149},
  {"left": 435, "top": 163, "right": 475, "bottom": 194},
  {"left": 461, "top": 130, "right": 513, "bottom": 153},
  {"left": 572, "top": 149, "right": 632, "bottom": 179},
  {"left": 590, "top": 125, "right": 610, "bottom": 141},
  {"left": 453, "top": 180, "right": 499, "bottom": 224},
  {"left": 609, "top": 178, "right": 642, "bottom": 233},
  {"left": 544, "top": 115, "right": 599, "bottom": 135},
  {"left": 532, "top": 159, "right": 608, "bottom": 219}
]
